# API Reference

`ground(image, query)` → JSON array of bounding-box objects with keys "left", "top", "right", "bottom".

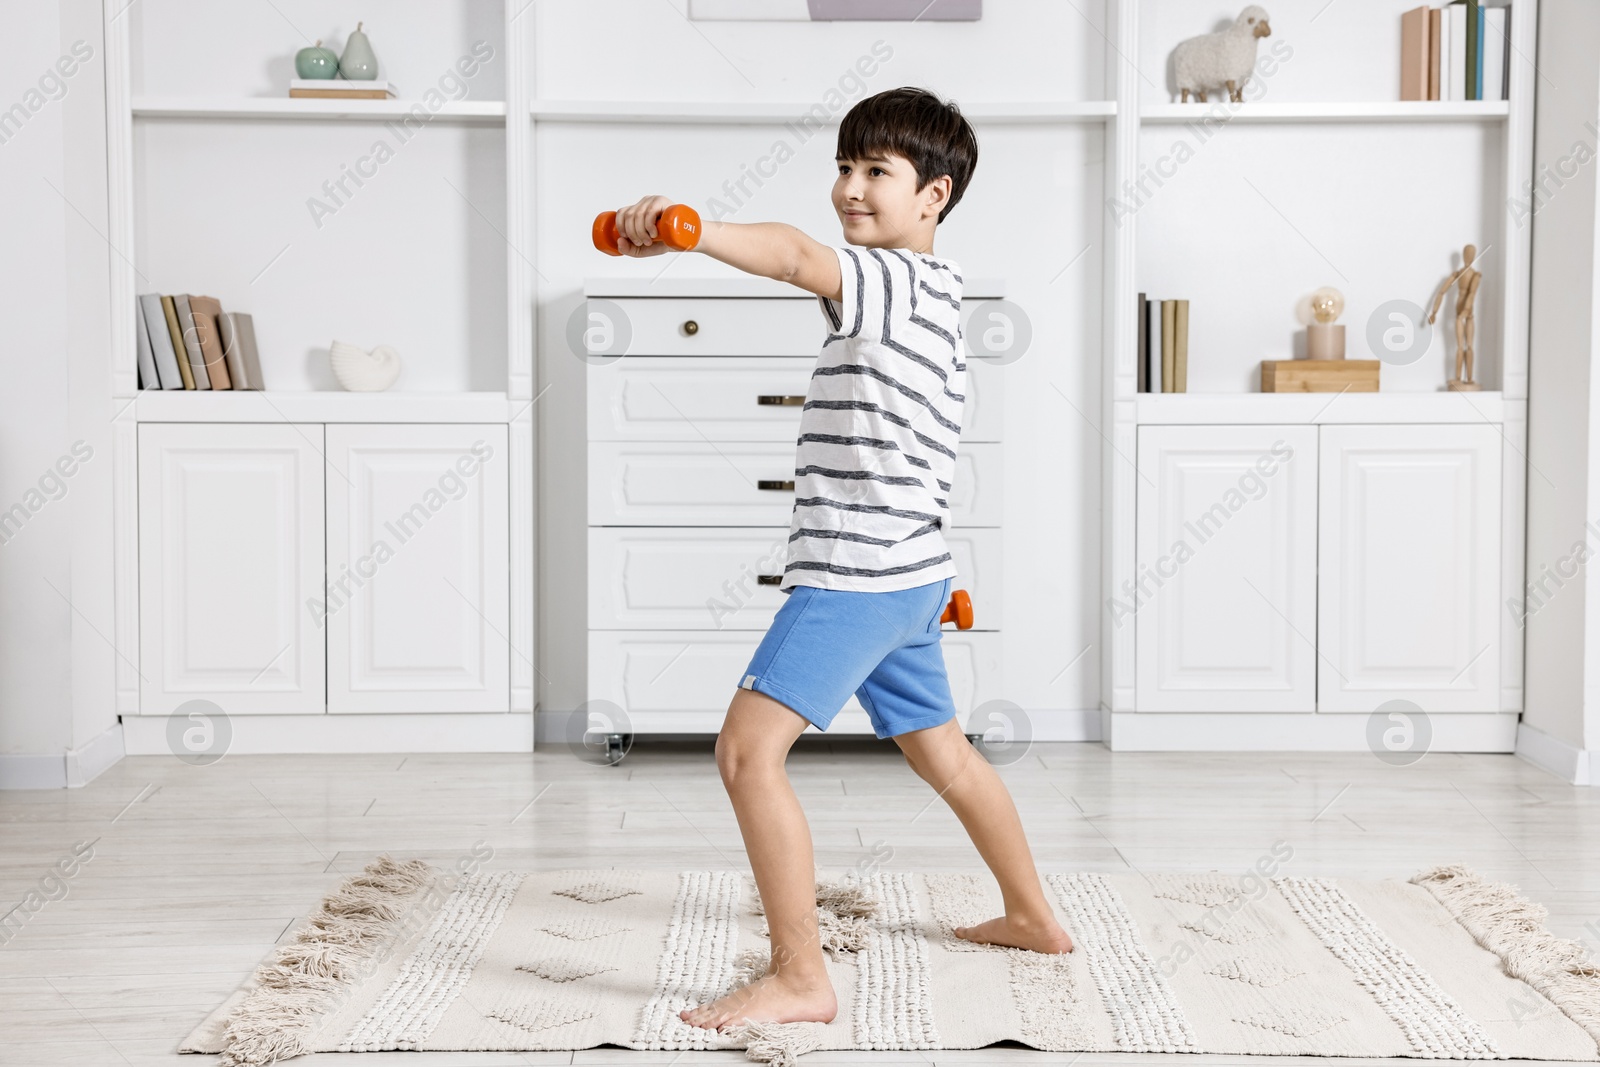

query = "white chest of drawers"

[{"left": 584, "top": 277, "right": 1006, "bottom": 737}]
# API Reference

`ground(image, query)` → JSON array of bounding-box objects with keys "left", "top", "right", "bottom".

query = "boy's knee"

[
  {"left": 714, "top": 731, "right": 737, "bottom": 777},
  {"left": 714, "top": 730, "right": 763, "bottom": 783},
  {"left": 901, "top": 731, "right": 973, "bottom": 789}
]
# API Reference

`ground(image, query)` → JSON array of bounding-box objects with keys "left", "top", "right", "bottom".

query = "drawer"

[
  {"left": 590, "top": 298, "right": 819, "bottom": 357},
  {"left": 588, "top": 441, "right": 1003, "bottom": 527},
  {"left": 587, "top": 629, "right": 1003, "bottom": 735},
  {"left": 589, "top": 526, "right": 1003, "bottom": 630},
  {"left": 587, "top": 356, "right": 1003, "bottom": 443}
]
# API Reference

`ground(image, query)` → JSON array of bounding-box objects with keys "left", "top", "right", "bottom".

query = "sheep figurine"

[{"left": 1172, "top": 6, "right": 1272, "bottom": 103}]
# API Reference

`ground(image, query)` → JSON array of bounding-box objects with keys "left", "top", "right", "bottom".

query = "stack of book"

[
  {"left": 1401, "top": 2, "right": 1510, "bottom": 102},
  {"left": 1138, "top": 294, "right": 1189, "bottom": 393},
  {"left": 135, "top": 293, "right": 265, "bottom": 391},
  {"left": 288, "top": 78, "right": 398, "bottom": 100}
]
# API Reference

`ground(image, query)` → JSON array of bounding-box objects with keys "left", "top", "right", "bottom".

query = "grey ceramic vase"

[{"left": 339, "top": 22, "right": 378, "bottom": 80}]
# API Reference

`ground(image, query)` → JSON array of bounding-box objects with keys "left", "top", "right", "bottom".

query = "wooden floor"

[{"left": 1, "top": 738, "right": 1596, "bottom": 1066}]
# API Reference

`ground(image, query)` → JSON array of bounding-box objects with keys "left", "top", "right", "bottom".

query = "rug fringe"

[
  {"left": 752, "top": 877, "right": 879, "bottom": 958},
  {"left": 730, "top": 1018, "right": 826, "bottom": 1067},
  {"left": 1412, "top": 863, "right": 1600, "bottom": 1050},
  {"left": 216, "top": 854, "right": 436, "bottom": 1067}
]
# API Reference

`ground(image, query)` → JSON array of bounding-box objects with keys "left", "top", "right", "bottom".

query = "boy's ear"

[{"left": 923, "top": 175, "right": 952, "bottom": 219}]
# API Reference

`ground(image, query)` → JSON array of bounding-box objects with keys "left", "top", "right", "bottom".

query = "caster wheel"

[
  {"left": 604, "top": 733, "right": 629, "bottom": 766},
  {"left": 964, "top": 733, "right": 984, "bottom": 747}
]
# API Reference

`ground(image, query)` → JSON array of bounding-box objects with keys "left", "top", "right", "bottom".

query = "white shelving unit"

[
  {"left": 1105, "top": 0, "right": 1537, "bottom": 750},
  {"left": 105, "top": 0, "right": 537, "bottom": 752},
  {"left": 101, "top": 0, "right": 1538, "bottom": 754}
]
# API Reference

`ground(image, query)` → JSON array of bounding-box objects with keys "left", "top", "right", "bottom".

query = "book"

[
  {"left": 1147, "top": 296, "right": 1162, "bottom": 392},
  {"left": 134, "top": 298, "right": 158, "bottom": 389},
  {"left": 218, "top": 312, "right": 265, "bottom": 391},
  {"left": 1428, "top": 8, "right": 1442, "bottom": 100},
  {"left": 187, "top": 295, "right": 233, "bottom": 389},
  {"left": 1472, "top": 1, "right": 1484, "bottom": 98},
  {"left": 139, "top": 294, "right": 183, "bottom": 389},
  {"left": 1484, "top": 6, "right": 1507, "bottom": 101},
  {"left": 1174, "top": 299, "right": 1190, "bottom": 393},
  {"left": 159, "top": 295, "right": 196, "bottom": 389},
  {"left": 1464, "top": 0, "right": 1480, "bottom": 100},
  {"left": 288, "top": 78, "right": 398, "bottom": 100},
  {"left": 173, "top": 295, "right": 212, "bottom": 390},
  {"left": 1136, "top": 292, "right": 1148, "bottom": 392},
  {"left": 1161, "top": 300, "right": 1176, "bottom": 394},
  {"left": 1401, "top": 6, "right": 1430, "bottom": 101},
  {"left": 1447, "top": 4, "right": 1466, "bottom": 102}
]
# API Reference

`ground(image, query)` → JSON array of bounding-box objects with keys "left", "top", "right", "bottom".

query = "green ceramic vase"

[{"left": 294, "top": 39, "right": 338, "bottom": 79}]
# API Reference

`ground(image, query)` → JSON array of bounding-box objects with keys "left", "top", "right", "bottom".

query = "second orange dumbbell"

[
  {"left": 941, "top": 589, "right": 974, "bottom": 630},
  {"left": 593, "top": 204, "right": 702, "bottom": 256}
]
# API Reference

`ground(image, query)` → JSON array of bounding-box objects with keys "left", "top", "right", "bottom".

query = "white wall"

[
  {"left": 1521, "top": 0, "right": 1600, "bottom": 782},
  {"left": 529, "top": 1, "right": 1111, "bottom": 732},
  {"left": 0, "top": 0, "right": 120, "bottom": 787}
]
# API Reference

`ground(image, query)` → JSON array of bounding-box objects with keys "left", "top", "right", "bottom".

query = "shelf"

[
  {"left": 530, "top": 99, "right": 1116, "bottom": 124},
  {"left": 1140, "top": 101, "right": 1509, "bottom": 124},
  {"left": 583, "top": 276, "right": 1006, "bottom": 299},
  {"left": 132, "top": 97, "right": 508, "bottom": 123},
  {"left": 1134, "top": 390, "right": 1504, "bottom": 425},
  {"left": 132, "top": 390, "right": 515, "bottom": 423}
]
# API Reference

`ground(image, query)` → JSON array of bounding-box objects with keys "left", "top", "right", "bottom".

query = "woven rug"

[{"left": 181, "top": 857, "right": 1600, "bottom": 1065}]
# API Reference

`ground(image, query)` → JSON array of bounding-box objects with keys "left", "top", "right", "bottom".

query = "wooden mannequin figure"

[{"left": 1428, "top": 243, "right": 1483, "bottom": 391}]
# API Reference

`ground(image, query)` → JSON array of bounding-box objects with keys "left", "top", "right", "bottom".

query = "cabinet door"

[
  {"left": 1135, "top": 425, "right": 1318, "bottom": 712},
  {"left": 325, "top": 425, "right": 509, "bottom": 713},
  {"left": 1317, "top": 423, "right": 1501, "bottom": 712},
  {"left": 138, "top": 423, "right": 325, "bottom": 715}
]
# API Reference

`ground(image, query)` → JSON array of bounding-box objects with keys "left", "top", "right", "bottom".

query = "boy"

[{"left": 609, "top": 86, "right": 1073, "bottom": 1032}]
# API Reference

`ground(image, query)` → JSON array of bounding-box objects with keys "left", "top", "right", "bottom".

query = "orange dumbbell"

[
  {"left": 940, "top": 588, "right": 974, "bottom": 630},
  {"left": 593, "top": 204, "right": 702, "bottom": 256}
]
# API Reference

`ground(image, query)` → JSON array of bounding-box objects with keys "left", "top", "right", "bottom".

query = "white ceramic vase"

[{"left": 329, "top": 340, "right": 401, "bottom": 391}]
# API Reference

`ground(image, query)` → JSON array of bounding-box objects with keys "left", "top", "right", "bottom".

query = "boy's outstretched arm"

[
  {"left": 699, "top": 221, "right": 844, "bottom": 303},
  {"left": 613, "top": 195, "right": 842, "bottom": 302}
]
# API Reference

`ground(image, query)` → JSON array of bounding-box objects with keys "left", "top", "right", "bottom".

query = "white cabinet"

[
  {"left": 1135, "top": 425, "right": 1318, "bottom": 712},
  {"left": 138, "top": 422, "right": 509, "bottom": 716},
  {"left": 585, "top": 288, "right": 1006, "bottom": 735},
  {"left": 138, "top": 423, "right": 327, "bottom": 715},
  {"left": 325, "top": 425, "right": 509, "bottom": 713},
  {"left": 1317, "top": 423, "right": 1502, "bottom": 712},
  {"left": 1134, "top": 421, "right": 1502, "bottom": 715}
]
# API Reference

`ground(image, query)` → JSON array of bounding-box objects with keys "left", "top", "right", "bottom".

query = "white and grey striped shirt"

[{"left": 781, "top": 244, "right": 966, "bottom": 594}]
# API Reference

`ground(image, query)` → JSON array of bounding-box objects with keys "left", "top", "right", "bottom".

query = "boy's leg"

[
  {"left": 891, "top": 717, "right": 1075, "bottom": 953},
  {"left": 679, "top": 685, "right": 839, "bottom": 1030}
]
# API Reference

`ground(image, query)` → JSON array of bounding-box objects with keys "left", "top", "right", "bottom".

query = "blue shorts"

[{"left": 736, "top": 576, "right": 957, "bottom": 739}]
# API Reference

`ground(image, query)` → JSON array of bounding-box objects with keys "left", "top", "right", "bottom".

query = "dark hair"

[{"left": 836, "top": 87, "right": 978, "bottom": 224}]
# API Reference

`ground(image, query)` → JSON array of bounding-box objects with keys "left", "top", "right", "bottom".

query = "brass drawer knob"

[
  {"left": 757, "top": 395, "right": 805, "bottom": 406},
  {"left": 757, "top": 479, "right": 795, "bottom": 491},
  {"left": 682, "top": 319, "right": 698, "bottom": 335}
]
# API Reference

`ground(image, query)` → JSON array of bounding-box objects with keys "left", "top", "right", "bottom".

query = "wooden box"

[{"left": 1260, "top": 359, "right": 1380, "bottom": 393}]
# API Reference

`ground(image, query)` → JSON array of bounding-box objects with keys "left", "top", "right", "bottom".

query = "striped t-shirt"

[{"left": 781, "top": 244, "right": 966, "bottom": 594}]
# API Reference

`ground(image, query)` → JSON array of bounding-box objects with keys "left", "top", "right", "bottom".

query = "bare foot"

[
  {"left": 678, "top": 971, "right": 838, "bottom": 1032},
  {"left": 955, "top": 914, "right": 1075, "bottom": 954}
]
